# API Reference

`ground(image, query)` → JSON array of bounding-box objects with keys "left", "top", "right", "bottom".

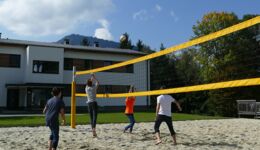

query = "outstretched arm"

[
  {"left": 43, "top": 105, "right": 47, "bottom": 114},
  {"left": 91, "top": 74, "right": 99, "bottom": 89},
  {"left": 174, "top": 101, "right": 182, "bottom": 112}
]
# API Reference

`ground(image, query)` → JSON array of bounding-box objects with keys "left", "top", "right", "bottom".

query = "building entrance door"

[{"left": 7, "top": 89, "right": 19, "bottom": 110}]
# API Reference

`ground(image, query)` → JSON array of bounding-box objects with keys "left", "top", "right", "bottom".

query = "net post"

[{"left": 71, "top": 66, "right": 76, "bottom": 128}]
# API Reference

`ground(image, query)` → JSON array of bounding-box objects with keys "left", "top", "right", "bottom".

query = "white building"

[{"left": 0, "top": 38, "right": 150, "bottom": 111}]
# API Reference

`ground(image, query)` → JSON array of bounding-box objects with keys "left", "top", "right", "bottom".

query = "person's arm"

[
  {"left": 91, "top": 74, "right": 99, "bottom": 89},
  {"left": 155, "top": 103, "right": 160, "bottom": 120},
  {"left": 60, "top": 101, "right": 66, "bottom": 125},
  {"left": 174, "top": 101, "right": 182, "bottom": 112},
  {"left": 60, "top": 108, "right": 66, "bottom": 125},
  {"left": 43, "top": 105, "right": 47, "bottom": 114}
]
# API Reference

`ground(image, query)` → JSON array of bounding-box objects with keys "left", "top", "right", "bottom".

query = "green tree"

[
  {"left": 174, "top": 49, "right": 208, "bottom": 113},
  {"left": 150, "top": 43, "right": 179, "bottom": 107},
  {"left": 136, "top": 39, "right": 144, "bottom": 51},
  {"left": 192, "top": 12, "right": 260, "bottom": 116},
  {"left": 160, "top": 43, "right": 166, "bottom": 50}
]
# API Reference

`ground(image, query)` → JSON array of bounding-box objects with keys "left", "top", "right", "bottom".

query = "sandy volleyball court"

[{"left": 0, "top": 119, "right": 259, "bottom": 150}]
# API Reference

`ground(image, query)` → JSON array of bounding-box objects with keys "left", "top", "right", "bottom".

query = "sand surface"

[{"left": 0, "top": 119, "right": 259, "bottom": 150}]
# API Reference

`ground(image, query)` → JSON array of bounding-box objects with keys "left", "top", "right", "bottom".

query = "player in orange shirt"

[{"left": 123, "top": 85, "right": 136, "bottom": 133}]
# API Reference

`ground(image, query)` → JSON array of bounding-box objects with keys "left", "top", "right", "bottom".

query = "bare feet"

[
  {"left": 48, "top": 140, "right": 52, "bottom": 150},
  {"left": 155, "top": 140, "right": 162, "bottom": 145},
  {"left": 93, "top": 132, "right": 97, "bottom": 138}
]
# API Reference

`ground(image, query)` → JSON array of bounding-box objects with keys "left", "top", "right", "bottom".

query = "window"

[
  {"left": 33, "top": 60, "right": 59, "bottom": 74},
  {"left": 110, "top": 62, "right": 134, "bottom": 73},
  {"left": 92, "top": 60, "right": 103, "bottom": 69},
  {"left": 64, "top": 58, "right": 91, "bottom": 71},
  {"left": 104, "top": 61, "right": 112, "bottom": 66},
  {"left": 64, "top": 58, "right": 134, "bottom": 73},
  {"left": 64, "top": 58, "right": 73, "bottom": 70},
  {"left": 94, "top": 60, "right": 134, "bottom": 73},
  {"left": 94, "top": 42, "right": 99, "bottom": 47},
  {"left": 97, "top": 85, "right": 130, "bottom": 93},
  {"left": 126, "top": 65, "right": 134, "bottom": 73},
  {"left": 0, "top": 53, "right": 21, "bottom": 68},
  {"left": 111, "top": 85, "right": 130, "bottom": 93},
  {"left": 63, "top": 84, "right": 71, "bottom": 97}
]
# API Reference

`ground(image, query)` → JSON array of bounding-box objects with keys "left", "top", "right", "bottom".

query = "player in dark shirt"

[{"left": 43, "top": 87, "right": 65, "bottom": 150}]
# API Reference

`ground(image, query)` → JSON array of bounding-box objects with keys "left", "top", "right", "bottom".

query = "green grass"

[{"left": 0, "top": 112, "right": 227, "bottom": 127}]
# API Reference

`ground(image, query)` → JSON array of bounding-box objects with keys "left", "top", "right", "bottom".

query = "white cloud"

[
  {"left": 170, "top": 10, "right": 179, "bottom": 22},
  {"left": 94, "top": 19, "right": 113, "bottom": 40},
  {"left": 0, "top": 0, "right": 114, "bottom": 36},
  {"left": 133, "top": 9, "right": 150, "bottom": 21},
  {"left": 155, "top": 4, "right": 162, "bottom": 12}
]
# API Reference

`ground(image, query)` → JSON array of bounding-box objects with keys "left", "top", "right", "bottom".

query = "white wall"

[
  {"left": 25, "top": 46, "right": 64, "bottom": 83},
  {"left": 0, "top": 44, "right": 149, "bottom": 108},
  {"left": 0, "top": 45, "right": 26, "bottom": 107}
]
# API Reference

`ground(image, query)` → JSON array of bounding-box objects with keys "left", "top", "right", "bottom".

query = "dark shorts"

[{"left": 154, "top": 114, "right": 176, "bottom": 135}]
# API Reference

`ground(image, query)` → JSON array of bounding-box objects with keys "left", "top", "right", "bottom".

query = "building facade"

[{"left": 0, "top": 38, "right": 150, "bottom": 111}]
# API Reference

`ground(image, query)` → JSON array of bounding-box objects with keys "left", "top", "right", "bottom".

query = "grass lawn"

[{"left": 0, "top": 112, "right": 227, "bottom": 127}]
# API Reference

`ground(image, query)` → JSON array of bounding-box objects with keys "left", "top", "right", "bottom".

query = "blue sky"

[{"left": 0, "top": 0, "right": 259, "bottom": 50}]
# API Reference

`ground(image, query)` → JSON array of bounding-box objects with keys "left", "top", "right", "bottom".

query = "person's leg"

[
  {"left": 50, "top": 125, "right": 59, "bottom": 150},
  {"left": 165, "top": 116, "right": 177, "bottom": 145},
  {"left": 124, "top": 114, "right": 132, "bottom": 132},
  {"left": 92, "top": 102, "right": 98, "bottom": 137},
  {"left": 49, "top": 126, "right": 53, "bottom": 150},
  {"left": 154, "top": 115, "right": 163, "bottom": 144},
  {"left": 52, "top": 125, "right": 59, "bottom": 150},
  {"left": 129, "top": 114, "right": 135, "bottom": 133},
  {"left": 92, "top": 102, "right": 98, "bottom": 128},
  {"left": 88, "top": 103, "right": 94, "bottom": 129}
]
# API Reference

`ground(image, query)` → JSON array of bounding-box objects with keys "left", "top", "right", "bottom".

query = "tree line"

[{"left": 119, "top": 12, "right": 260, "bottom": 117}]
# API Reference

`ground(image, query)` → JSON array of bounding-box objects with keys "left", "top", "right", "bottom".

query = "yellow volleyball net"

[{"left": 70, "top": 16, "right": 260, "bottom": 128}]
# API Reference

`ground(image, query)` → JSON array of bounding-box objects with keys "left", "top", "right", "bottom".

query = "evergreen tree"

[{"left": 136, "top": 39, "right": 144, "bottom": 51}]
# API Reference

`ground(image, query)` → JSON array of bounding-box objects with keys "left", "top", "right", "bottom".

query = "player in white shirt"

[{"left": 154, "top": 86, "right": 182, "bottom": 145}]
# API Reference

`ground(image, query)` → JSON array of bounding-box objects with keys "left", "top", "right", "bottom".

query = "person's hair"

[
  {"left": 52, "top": 87, "right": 61, "bottom": 96},
  {"left": 87, "top": 79, "right": 92, "bottom": 87}
]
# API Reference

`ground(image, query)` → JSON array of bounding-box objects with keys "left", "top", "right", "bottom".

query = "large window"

[
  {"left": 94, "top": 60, "right": 134, "bottom": 73},
  {"left": 64, "top": 58, "right": 134, "bottom": 73},
  {"left": 0, "top": 53, "right": 21, "bottom": 68},
  {"left": 64, "top": 58, "right": 91, "bottom": 71},
  {"left": 33, "top": 60, "right": 59, "bottom": 74}
]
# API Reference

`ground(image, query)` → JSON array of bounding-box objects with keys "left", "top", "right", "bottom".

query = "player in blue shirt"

[{"left": 43, "top": 87, "right": 65, "bottom": 150}]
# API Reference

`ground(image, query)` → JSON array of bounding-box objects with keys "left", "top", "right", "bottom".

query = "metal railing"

[{"left": 237, "top": 100, "right": 260, "bottom": 118}]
